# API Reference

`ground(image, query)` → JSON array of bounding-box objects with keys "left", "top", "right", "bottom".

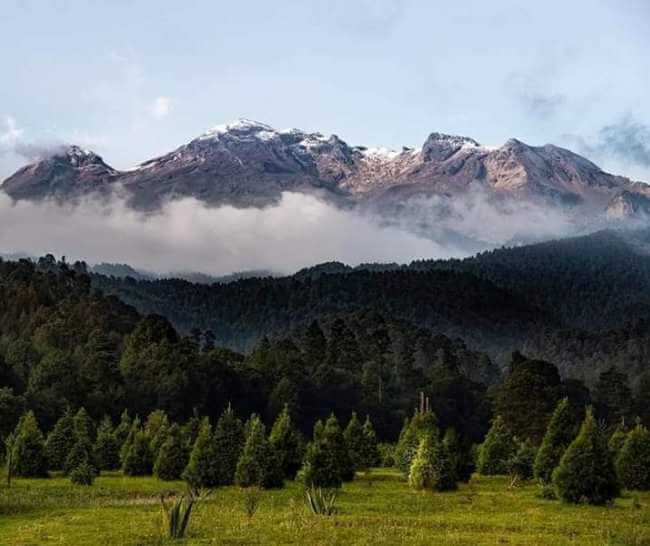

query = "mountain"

[{"left": 2, "top": 119, "right": 648, "bottom": 226}]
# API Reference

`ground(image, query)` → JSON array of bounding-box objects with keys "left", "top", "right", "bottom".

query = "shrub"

[
  {"left": 534, "top": 398, "right": 577, "bottom": 484},
  {"left": 395, "top": 412, "right": 438, "bottom": 477},
  {"left": 305, "top": 486, "right": 338, "bottom": 516},
  {"left": 73, "top": 407, "right": 96, "bottom": 443},
  {"left": 241, "top": 486, "right": 263, "bottom": 518},
  {"left": 64, "top": 439, "right": 96, "bottom": 476},
  {"left": 360, "top": 415, "right": 380, "bottom": 470},
  {"left": 120, "top": 417, "right": 141, "bottom": 465},
  {"left": 344, "top": 412, "right": 365, "bottom": 473},
  {"left": 45, "top": 409, "right": 75, "bottom": 470},
  {"left": 408, "top": 436, "right": 435, "bottom": 491},
  {"left": 122, "top": 430, "right": 153, "bottom": 476},
  {"left": 9, "top": 411, "right": 48, "bottom": 478},
  {"left": 477, "top": 415, "right": 516, "bottom": 475},
  {"left": 378, "top": 443, "right": 396, "bottom": 467},
  {"left": 608, "top": 422, "right": 628, "bottom": 459},
  {"left": 114, "top": 409, "right": 132, "bottom": 447},
  {"left": 160, "top": 489, "right": 204, "bottom": 539},
  {"left": 616, "top": 423, "right": 650, "bottom": 491},
  {"left": 94, "top": 416, "right": 121, "bottom": 471},
  {"left": 508, "top": 439, "right": 537, "bottom": 484},
  {"left": 183, "top": 418, "right": 219, "bottom": 488},
  {"left": 552, "top": 409, "right": 620, "bottom": 505},
  {"left": 213, "top": 404, "right": 245, "bottom": 485},
  {"left": 235, "top": 416, "right": 283, "bottom": 489},
  {"left": 154, "top": 423, "right": 188, "bottom": 481},
  {"left": 69, "top": 461, "right": 96, "bottom": 486},
  {"left": 269, "top": 404, "right": 304, "bottom": 480}
]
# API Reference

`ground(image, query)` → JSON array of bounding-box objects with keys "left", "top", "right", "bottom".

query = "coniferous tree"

[
  {"left": 608, "top": 421, "right": 628, "bottom": 459},
  {"left": 181, "top": 413, "right": 201, "bottom": 453},
  {"left": 442, "top": 427, "right": 463, "bottom": 483},
  {"left": 94, "top": 416, "right": 121, "bottom": 471},
  {"left": 9, "top": 411, "right": 48, "bottom": 478},
  {"left": 594, "top": 367, "right": 632, "bottom": 426},
  {"left": 269, "top": 404, "right": 304, "bottom": 480},
  {"left": 73, "top": 407, "right": 96, "bottom": 443},
  {"left": 408, "top": 435, "right": 457, "bottom": 492},
  {"left": 508, "top": 439, "right": 537, "bottom": 482},
  {"left": 395, "top": 409, "right": 438, "bottom": 476},
  {"left": 213, "top": 404, "right": 245, "bottom": 485},
  {"left": 552, "top": 409, "right": 620, "bottom": 505},
  {"left": 477, "top": 415, "right": 516, "bottom": 475},
  {"left": 533, "top": 398, "right": 577, "bottom": 484},
  {"left": 324, "top": 414, "right": 355, "bottom": 482},
  {"left": 360, "top": 415, "right": 380, "bottom": 471},
  {"left": 114, "top": 409, "right": 131, "bottom": 447},
  {"left": 45, "top": 409, "right": 75, "bottom": 470},
  {"left": 120, "top": 416, "right": 141, "bottom": 465},
  {"left": 616, "top": 423, "right": 650, "bottom": 491},
  {"left": 64, "top": 438, "right": 96, "bottom": 476},
  {"left": 343, "top": 412, "right": 365, "bottom": 473},
  {"left": 154, "top": 423, "right": 187, "bottom": 481},
  {"left": 122, "top": 430, "right": 153, "bottom": 476},
  {"left": 182, "top": 417, "right": 219, "bottom": 487},
  {"left": 235, "top": 416, "right": 283, "bottom": 489}
]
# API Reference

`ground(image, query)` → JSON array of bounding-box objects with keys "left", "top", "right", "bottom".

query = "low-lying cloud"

[{"left": 0, "top": 189, "right": 582, "bottom": 276}]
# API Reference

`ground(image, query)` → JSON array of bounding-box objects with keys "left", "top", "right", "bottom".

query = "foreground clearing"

[{"left": 0, "top": 470, "right": 648, "bottom": 545}]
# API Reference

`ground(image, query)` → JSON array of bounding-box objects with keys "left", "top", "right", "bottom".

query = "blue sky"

[{"left": 1, "top": 0, "right": 649, "bottom": 181}]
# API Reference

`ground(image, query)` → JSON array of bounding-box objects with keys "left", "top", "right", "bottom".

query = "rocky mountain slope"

[{"left": 3, "top": 119, "right": 649, "bottom": 225}]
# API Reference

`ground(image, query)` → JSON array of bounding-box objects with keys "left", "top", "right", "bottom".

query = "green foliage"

[
  {"left": 552, "top": 409, "right": 620, "bottom": 505},
  {"left": 508, "top": 439, "right": 537, "bottom": 482},
  {"left": 145, "top": 409, "right": 169, "bottom": 460},
  {"left": 594, "top": 367, "right": 632, "bottom": 426},
  {"left": 378, "top": 443, "right": 395, "bottom": 467},
  {"left": 443, "top": 427, "right": 473, "bottom": 483},
  {"left": 395, "top": 412, "right": 438, "bottom": 476},
  {"left": 69, "top": 461, "right": 96, "bottom": 486},
  {"left": 154, "top": 423, "right": 187, "bottom": 481},
  {"left": 344, "top": 412, "right": 365, "bottom": 472},
  {"left": 9, "top": 411, "right": 48, "bottom": 478},
  {"left": 45, "top": 409, "right": 75, "bottom": 470},
  {"left": 64, "top": 439, "right": 95, "bottom": 476},
  {"left": 113, "top": 409, "right": 132, "bottom": 447},
  {"left": 616, "top": 424, "right": 650, "bottom": 491},
  {"left": 360, "top": 415, "right": 380, "bottom": 470},
  {"left": 608, "top": 421, "right": 628, "bottom": 459},
  {"left": 73, "top": 407, "right": 96, "bottom": 443},
  {"left": 235, "top": 416, "right": 283, "bottom": 489},
  {"left": 408, "top": 435, "right": 457, "bottom": 492},
  {"left": 241, "top": 486, "right": 263, "bottom": 518},
  {"left": 94, "top": 416, "right": 121, "bottom": 471},
  {"left": 183, "top": 418, "right": 219, "bottom": 488},
  {"left": 533, "top": 398, "right": 578, "bottom": 484},
  {"left": 160, "top": 489, "right": 201, "bottom": 539},
  {"left": 269, "top": 404, "right": 304, "bottom": 480},
  {"left": 120, "top": 416, "right": 141, "bottom": 466},
  {"left": 305, "top": 486, "right": 338, "bottom": 516},
  {"left": 122, "top": 430, "right": 153, "bottom": 476},
  {"left": 477, "top": 416, "right": 516, "bottom": 476},
  {"left": 213, "top": 405, "right": 245, "bottom": 485}
]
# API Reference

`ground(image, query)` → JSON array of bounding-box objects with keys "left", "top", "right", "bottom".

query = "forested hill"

[{"left": 91, "top": 228, "right": 650, "bottom": 386}]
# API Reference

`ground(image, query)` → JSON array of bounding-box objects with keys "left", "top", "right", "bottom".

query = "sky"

[{"left": 1, "top": 0, "right": 649, "bottom": 183}]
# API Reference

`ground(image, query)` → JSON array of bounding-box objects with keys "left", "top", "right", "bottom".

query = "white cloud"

[
  {"left": 0, "top": 116, "right": 24, "bottom": 154},
  {"left": 150, "top": 96, "right": 172, "bottom": 119}
]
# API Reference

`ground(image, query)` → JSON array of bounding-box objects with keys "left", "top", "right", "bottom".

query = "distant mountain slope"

[{"left": 3, "top": 119, "right": 650, "bottom": 227}]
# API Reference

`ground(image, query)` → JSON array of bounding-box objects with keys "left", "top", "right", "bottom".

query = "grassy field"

[{"left": 0, "top": 470, "right": 648, "bottom": 545}]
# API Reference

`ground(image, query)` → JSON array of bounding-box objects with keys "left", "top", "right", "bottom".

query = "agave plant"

[
  {"left": 305, "top": 486, "right": 338, "bottom": 516},
  {"left": 160, "top": 487, "right": 207, "bottom": 539}
]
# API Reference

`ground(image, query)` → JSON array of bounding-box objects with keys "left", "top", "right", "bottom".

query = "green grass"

[{"left": 0, "top": 470, "right": 648, "bottom": 545}]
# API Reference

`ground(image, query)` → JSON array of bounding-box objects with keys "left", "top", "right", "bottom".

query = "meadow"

[{"left": 0, "top": 470, "right": 648, "bottom": 545}]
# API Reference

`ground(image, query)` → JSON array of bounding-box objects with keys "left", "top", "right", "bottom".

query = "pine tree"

[
  {"left": 533, "top": 398, "right": 577, "bottom": 484},
  {"left": 235, "top": 416, "right": 283, "bottom": 489},
  {"left": 9, "top": 411, "right": 48, "bottom": 478},
  {"left": 122, "top": 430, "right": 153, "bottom": 476},
  {"left": 64, "top": 438, "right": 96, "bottom": 476},
  {"left": 299, "top": 439, "right": 341, "bottom": 489},
  {"left": 324, "top": 414, "right": 355, "bottom": 482},
  {"left": 313, "top": 419, "right": 325, "bottom": 443},
  {"left": 144, "top": 410, "right": 169, "bottom": 459},
  {"left": 182, "top": 417, "right": 219, "bottom": 487},
  {"left": 94, "top": 416, "right": 120, "bottom": 471},
  {"left": 395, "top": 409, "right": 438, "bottom": 476},
  {"left": 213, "top": 404, "right": 245, "bottom": 485},
  {"left": 477, "top": 415, "right": 516, "bottom": 475},
  {"left": 408, "top": 435, "right": 457, "bottom": 492},
  {"left": 114, "top": 409, "right": 131, "bottom": 447},
  {"left": 552, "top": 409, "right": 620, "bottom": 505},
  {"left": 120, "top": 416, "right": 141, "bottom": 465},
  {"left": 608, "top": 421, "right": 628, "bottom": 460},
  {"left": 45, "top": 409, "right": 75, "bottom": 470},
  {"left": 181, "top": 414, "right": 202, "bottom": 453},
  {"left": 616, "top": 423, "right": 650, "bottom": 491},
  {"left": 360, "top": 415, "right": 380, "bottom": 471},
  {"left": 343, "top": 412, "right": 365, "bottom": 473},
  {"left": 154, "top": 423, "right": 187, "bottom": 481},
  {"left": 73, "top": 407, "right": 96, "bottom": 443},
  {"left": 442, "top": 427, "right": 461, "bottom": 483},
  {"left": 269, "top": 404, "right": 304, "bottom": 480}
]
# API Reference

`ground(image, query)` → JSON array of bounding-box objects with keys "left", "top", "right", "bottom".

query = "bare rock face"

[{"left": 1, "top": 118, "right": 648, "bottom": 225}]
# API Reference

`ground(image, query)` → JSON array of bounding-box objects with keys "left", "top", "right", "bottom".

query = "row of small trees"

[
  {"left": 476, "top": 398, "right": 650, "bottom": 504},
  {"left": 5, "top": 404, "right": 380, "bottom": 490}
]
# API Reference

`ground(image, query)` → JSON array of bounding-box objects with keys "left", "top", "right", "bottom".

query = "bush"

[
  {"left": 45, "top": 410, "right": 75, "bottom": 470},
  {"left": 160, "top": 489, "right": 203, "bottom": 539},
  {"left": 69, "top": 461, "right": 96, "bottom": 486},
  {"left": 534, "top": 399, "right": 577, "bottom": 484},
  {"left": 64, "top": 439, "right": 96, "bottom": 476},
  {"left": 305, "top": 486, "right": 338, "bottom": 516},
  {"left": 120, "top": 417, "right": 141, "bottom": 466},
  {"left": 94, "top": 417, "right": 121, "bottom": 471},
  {"left": 360, "top": 416, "right": 380, "bottom": 470},
  {"left": 552, "top": 409, "right": 620, "bottom": 505},
  {"left": 477, "top": 416, "right": 516, "bottom": 475},
  {"left": 154, "top": 423, "right": 188, "bottom": 481},
  {"left": 408, "top": 435, "right": 457, "bottom": 492},
  {"left": 395, "top": 412, "right": 438, "bottom": 477},
  {"left": 608, "top": 422, "right": 628, "bottom": 459},
  {"left": 378, "top": 443, "right": 396, "bottom": 468},
  {"left": 508, "top": 439, "right": 537, "bottom": 483},
  {"left": 616, "top": 423, "right": 650, "bottom": 491},
  {"left": 344, "top": 412, "right": 365, "bottom": 473},
  {"left": 269, "top": 404, "right": 304, "bottom": 480},
  {"left": 241, "top": 486, "right": 263, "bottom": 518},
  {"left": 183, "top": 418, "right": 219, "bottom": 487}
]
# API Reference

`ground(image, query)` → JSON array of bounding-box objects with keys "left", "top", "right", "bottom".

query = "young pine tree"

[
  {"left": 408, "top": 435, "right": 457, "bottom": 492},
  {"left": 145, "top": 410, "right": 169, "bottom": 460},
  {"left": 120, "top": 416, "right": 141, "bottom": 466},
  {"left": 154, "top": 423, "right": 187, "bottom": 481},
  {"left": 615, "top": 423, "right": 650, "bottom": 491},
  {"left": 360, "top": 415, "right": 380, "bottom": 471},
  {"left": 508, "top": 439, "right": 537, "bottom": 482},
  {"left": 182, "top": 417, "right": 219, "bottom": 487},
  {"left": 45, "top": 409, "right": 75, "bottom": 470},
  {"left": 113, "top": 409, "right": 132, "bottom": 447},
  {"left": 269, "top": 404, "right": 304, "bottom": 480},
  {"left": 65, "top": 407, "right": 98, "bottom": 476},
  {"left": 213, "top": 404, "right": 245, "bottom": 485},
  {"left": 9, "top": 411, "right": 48, "bottom": 478},
  {"left": 343, "top": 412, "right": 365, "bottom": 474},
  {"left": 73, "top": 407, "right": 96, "bottom": 443},
  {"left": 235, "top": 416, "right": 283, "bottom": 489},
  {"left": 533, "top": 398, "right": 578, "bottom": 484},
  {"left": 324, "top": 414, "right": 355, "bottom": 482},
  {"left": 395, "top": 411, "right": 438, "bottom": 477},
  {"left": 608, "top": 421, "right": 628, "bottom": 460},
  {"left": 94, "top": 416, "right": 121, "bottom": 471},
  {"left": 552, "top": 409, "right": 620, "bottom": 505},
  {"left": 477, "top": 415, "right": 516, "bottom": 475},
  {"left": 122, "top": 430, "right": 154, "bottom": 476}
]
